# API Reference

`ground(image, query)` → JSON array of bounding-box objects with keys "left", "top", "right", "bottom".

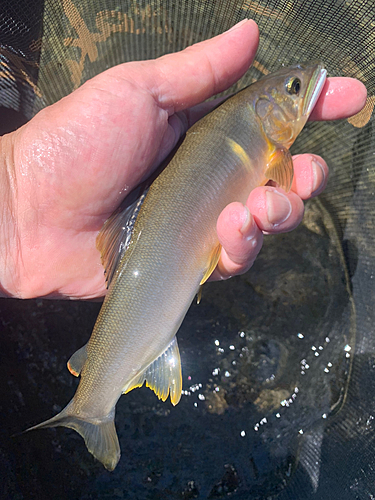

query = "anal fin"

[
  {"left": 123, "top": 337, "right": 182, "bottom": 406},
  {"left": 67, "top": 344, "right": 88, "bottom": 377},
  {"left": 264, "top": 147, "right": 294, "bottom": 192}
]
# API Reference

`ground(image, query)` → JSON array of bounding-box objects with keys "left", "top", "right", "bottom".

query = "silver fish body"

[
  {"left": 27, "top": 62, "right": 327, "bottom": 470},
  {"left": 74, "top": 97, "right": 275, "bottom": 416}
]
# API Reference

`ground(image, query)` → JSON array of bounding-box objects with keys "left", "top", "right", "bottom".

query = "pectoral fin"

[
  {"left": 123, "top": 336, "right": 182, "bottom": 406},
  {"left": 265, "top": 147, "right": 294, "bottom": 192},
  {"left": 67, "top": 344, "right": 88, "bottom": 377}
]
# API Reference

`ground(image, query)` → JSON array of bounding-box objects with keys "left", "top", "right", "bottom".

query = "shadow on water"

[{"left": 0, "top": 199, "right": 356, "bottom": 499}]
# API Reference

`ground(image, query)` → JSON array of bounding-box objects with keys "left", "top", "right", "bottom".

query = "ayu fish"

[{"left": 27, "top": 62, "right": 327, "bottom": 470}]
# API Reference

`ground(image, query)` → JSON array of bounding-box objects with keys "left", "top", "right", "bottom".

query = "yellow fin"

[
  {"left": 123, "top": 337, "right": 182, "bottom": 406},
  {"left": 200, "top": 243, "right": 222, "bottom": 286},
  {"left": 67, "top": 344, "right": 87, "bottom": 377},
  {"left": 264, "top": 147, "right": 294, "bottom": 192},
  {"left": 197, "top": 285, "right": 203, "bottom": 304}
]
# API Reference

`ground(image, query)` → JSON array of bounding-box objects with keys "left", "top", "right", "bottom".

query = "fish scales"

[
  {"left": 26, "top": 62, "right": 327, "bottom": 471},
  {"left": 76, "top": 106, "right": 267, "bottom": 417}
]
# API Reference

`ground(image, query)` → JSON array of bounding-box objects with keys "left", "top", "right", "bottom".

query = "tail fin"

[{"left": 26, "top": 402, "right": 120, "bottom": 471}]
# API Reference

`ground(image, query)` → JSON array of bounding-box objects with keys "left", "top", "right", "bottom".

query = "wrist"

[{"left": 0, "top": 133, "right": 20, "bottom": 298}]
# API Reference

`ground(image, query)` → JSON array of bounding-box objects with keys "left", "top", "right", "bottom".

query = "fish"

[{"left": 26, "top": 62, "right": 327, "bottom": 470}]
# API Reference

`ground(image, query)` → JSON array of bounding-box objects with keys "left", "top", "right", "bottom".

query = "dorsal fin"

[
  {"left": 122, "top": 336, "right": 182, "bottom": 406},
  {"left": 96, "top": 190, "right": 148, "bottom": 287}
]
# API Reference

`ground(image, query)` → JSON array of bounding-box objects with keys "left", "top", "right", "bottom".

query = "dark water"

[{"left": 0, "top": 200, "right": 355, "bottom": 499}]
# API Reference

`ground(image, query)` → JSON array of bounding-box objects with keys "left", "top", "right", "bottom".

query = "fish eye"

[{"left": 286, "top": 77, "right": 301, "bottom": 95}]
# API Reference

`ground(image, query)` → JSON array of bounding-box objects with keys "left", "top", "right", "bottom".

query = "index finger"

[{"left": 309, "top": 77, "right": 367, "bottom": 121}]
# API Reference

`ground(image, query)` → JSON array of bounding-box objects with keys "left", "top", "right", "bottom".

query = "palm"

[{"left": 14, "top": 71, "right": 187, "bottom": 299}]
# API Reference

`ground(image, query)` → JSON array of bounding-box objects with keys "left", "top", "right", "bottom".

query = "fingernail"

[
  {"left": 311, "top": 160, "right": 326, "bottom": 196},
  {"left": 225, "top": 19, "right": 248, "bottom": 33},
  {"left": 266, "top": 190, "right": 292, "bottom": 225},
  {"left": 240, "top": 205, "right": 256, "bottom": 239}
]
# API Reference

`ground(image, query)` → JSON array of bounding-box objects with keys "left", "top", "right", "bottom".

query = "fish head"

[{"left": 253, "top": 62, "right": 327, "bottom": 148}]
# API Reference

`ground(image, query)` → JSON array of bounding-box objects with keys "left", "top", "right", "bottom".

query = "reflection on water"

[
  {"left": 176, "top": 198, "right": 354, "bottom": 497},
  {"left": 0, "top": 198, "right": 355, "bottom": 499}
]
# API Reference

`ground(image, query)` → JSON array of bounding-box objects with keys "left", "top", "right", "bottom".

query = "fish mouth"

[{"left": 303, "top": 64, "right": 327, "bottom": 117}]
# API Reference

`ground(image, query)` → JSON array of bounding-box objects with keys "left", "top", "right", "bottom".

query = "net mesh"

[{"left": 0, "top": 0, "right": 374, "bottom": 498}]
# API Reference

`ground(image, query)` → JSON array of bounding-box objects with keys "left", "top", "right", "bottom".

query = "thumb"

[{"left": 105, "top": 19, "right": 259, "bottom": 114}]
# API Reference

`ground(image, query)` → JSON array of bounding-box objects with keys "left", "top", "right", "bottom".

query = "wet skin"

[{"left": 0, "top": 19, "right": 367, "bottom": 300}]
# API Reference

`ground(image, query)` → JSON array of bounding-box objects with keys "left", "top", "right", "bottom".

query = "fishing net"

[{"left": 0, "top": 1, "right": 374, "bottom": 498}]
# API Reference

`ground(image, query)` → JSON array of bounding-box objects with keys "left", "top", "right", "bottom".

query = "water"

[{"left": 0, "top": 199, "right": 354, "bottom": 499}]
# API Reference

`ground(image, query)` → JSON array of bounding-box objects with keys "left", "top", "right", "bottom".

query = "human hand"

[{"left": 0, "top": 20, "right": 367, "bottom": 299}]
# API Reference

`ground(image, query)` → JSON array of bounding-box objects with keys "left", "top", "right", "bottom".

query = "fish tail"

[{"left": 25, "top": 401, "right": 120, "bottom": 471}]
